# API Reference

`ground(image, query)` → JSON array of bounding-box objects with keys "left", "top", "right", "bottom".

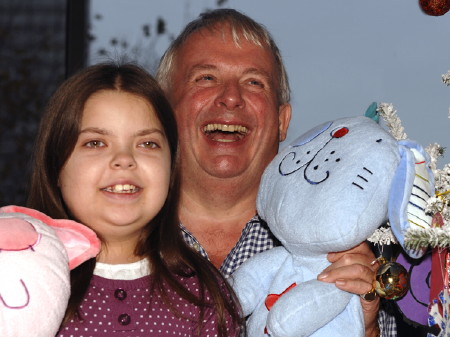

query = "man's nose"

[{"left": 214, "top": 81, "right": 244, "bottom": 110}]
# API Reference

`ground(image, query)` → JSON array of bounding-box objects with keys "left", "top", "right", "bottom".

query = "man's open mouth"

[{"left": 203, "top": 123, "right": 248, "bottom": 142}]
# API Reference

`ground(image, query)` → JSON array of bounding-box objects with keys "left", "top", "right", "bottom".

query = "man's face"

[{"left": 168, "top": 27, "right": 291, "bottom": 182}]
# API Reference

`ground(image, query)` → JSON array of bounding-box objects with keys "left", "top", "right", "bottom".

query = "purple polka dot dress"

[{"left": 57, "top": 260, "right": 237, "bottom": 337}]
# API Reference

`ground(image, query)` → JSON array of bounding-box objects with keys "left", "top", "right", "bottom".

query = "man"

[{"left": 156, "top": 8, "right": 393, "bottom": 336}]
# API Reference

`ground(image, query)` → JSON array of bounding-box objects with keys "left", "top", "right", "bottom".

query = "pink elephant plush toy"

[{"left": 0, "top": 205, "right": 100, "bottom": 337}]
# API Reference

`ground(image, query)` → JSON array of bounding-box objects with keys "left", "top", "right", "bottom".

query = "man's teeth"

[
  {"left": 203, "top": 124, "right": 248, "bottom": 134},
  {"left": 103, "top": 184, "right": 138, "bottom": 193}
]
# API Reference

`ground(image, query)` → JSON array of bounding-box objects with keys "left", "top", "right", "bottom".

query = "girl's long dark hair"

[{"left": 27, "top": 63, "right": 242, "bottom": 336}]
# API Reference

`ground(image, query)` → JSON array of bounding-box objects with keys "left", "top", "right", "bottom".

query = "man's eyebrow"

[
  {"left": 242, "top": 68, "right": 272, "bottom": 80},
  {"left": 187, "top": 64, "right": 218, "bottom": 78},
  {"left": 190, "top": 64, "right": 218, "bottom": 71},
  {"left": 187, "top": 64, "right": 272, "bottom": 80}
]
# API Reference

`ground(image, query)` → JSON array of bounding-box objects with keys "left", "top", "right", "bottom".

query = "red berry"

[{"left": 419, "top": 0, "right": 450, "bottom": 16}]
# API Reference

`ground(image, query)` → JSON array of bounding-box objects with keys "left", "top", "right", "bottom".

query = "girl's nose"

[{"left": 110, "top": 150, "right": 137, "bottom": 169}]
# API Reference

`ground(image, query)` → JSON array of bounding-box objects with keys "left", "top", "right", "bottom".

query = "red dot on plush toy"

[
  {"left": 332, "top": 127, "right": 349, "bottom": 138},
  {"left": 419, "top": 0, "right": 450, "bottom": 16}
]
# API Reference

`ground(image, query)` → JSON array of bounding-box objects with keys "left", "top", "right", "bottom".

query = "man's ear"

[{"left": 278, "top": 103, "right": 292, "bottom": 142}]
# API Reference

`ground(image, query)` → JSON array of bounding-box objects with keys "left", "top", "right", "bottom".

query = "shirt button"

[
  {"left": 114, "top": 288, "right": 127, "bottom": 301},
  {"left": 118, "top": 313, "right": 131, "bottom": 326}
]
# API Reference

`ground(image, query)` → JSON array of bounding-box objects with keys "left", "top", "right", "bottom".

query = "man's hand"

[{"left": 317, "top": 242, "right": 380, "bottom": 337}]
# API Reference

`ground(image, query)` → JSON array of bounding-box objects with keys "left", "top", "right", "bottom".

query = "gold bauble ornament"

[{"left": 374, "top": 261, "right": 409, "bottom": 300}]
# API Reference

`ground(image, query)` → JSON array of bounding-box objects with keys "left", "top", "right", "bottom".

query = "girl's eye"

[
  {"left": 139, "top": 141, "right": 159, "bottom": 149},
  {"left": 85, "top": 140, "right": 105, "bottom": 148}
]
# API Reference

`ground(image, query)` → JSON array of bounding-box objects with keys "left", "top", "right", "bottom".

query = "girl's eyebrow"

[
  {"left": 135, "top": 128, "right": 165, "bottom": 137},
  {"left": 79, "top": 127, "right": 109, "bottom": 135},
  {"left": 80, "top": 127, "right": 165, "bottom": 137}
]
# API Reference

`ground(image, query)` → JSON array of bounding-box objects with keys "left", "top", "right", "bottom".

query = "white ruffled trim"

[{"left": 94, "top": 258, "right": 151, "bottom": 280}]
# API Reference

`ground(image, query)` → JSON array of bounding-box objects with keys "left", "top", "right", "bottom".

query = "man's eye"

[
  {"left": 197, "top": 75, "right": 214, "bottom": 81},
  {"left": 248, "top": 79, "right": 264, "bottom": 87},
  {"left": 139, "top": 141, "right": 159, "bottom": 149},
  {"left": 85, "top": 140, "right": 105, "bottom": 148}
]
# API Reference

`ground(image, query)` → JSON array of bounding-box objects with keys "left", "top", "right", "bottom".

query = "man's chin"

[{"left": 202, "top": 157, "right": 250, "bottom": 180}]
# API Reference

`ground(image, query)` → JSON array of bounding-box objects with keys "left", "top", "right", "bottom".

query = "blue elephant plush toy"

[{"left": 230, "top": 116, "right": 434, "bottom": 337}]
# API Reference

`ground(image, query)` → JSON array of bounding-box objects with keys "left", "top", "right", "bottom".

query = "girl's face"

[{"left": 59, "top": 90, "right": 171, "bottom": 261}]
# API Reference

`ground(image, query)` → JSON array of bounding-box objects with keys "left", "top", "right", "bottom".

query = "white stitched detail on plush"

[{"left": 407, "top": 148, "right": 433, "bottom": 230}]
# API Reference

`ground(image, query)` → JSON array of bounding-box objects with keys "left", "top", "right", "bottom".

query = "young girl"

[{"left": 27, "top": 63, "right": 242, "bottom": 337}]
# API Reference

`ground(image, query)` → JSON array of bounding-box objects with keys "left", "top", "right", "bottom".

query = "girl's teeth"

[{"left": 105, "top": 184, "right": 137, "bottom": 193}]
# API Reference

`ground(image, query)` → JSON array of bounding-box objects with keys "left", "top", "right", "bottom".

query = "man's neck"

[
  {"left": 179, "top": 172, "right": 258, "bottom": 225},
  {"left": 179, "top": 174, "right": 259, "bottom": 268}
]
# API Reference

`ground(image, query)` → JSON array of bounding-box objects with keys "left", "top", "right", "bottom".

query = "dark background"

[{"left": 0, "top": 0, "right": 87, "bottom": 205}]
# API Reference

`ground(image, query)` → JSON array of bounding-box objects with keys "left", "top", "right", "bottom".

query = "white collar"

[{"left": 94, "top": 258, "right": 151, "bottom": 280}]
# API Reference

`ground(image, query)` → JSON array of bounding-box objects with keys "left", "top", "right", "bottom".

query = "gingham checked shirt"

[{"left": 181, "top": 214, "right": 397, "bottom": 336}]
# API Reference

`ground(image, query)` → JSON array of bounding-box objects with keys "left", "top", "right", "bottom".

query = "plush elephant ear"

[
  {"left": 364, "top": 101, "right": 380, "bottom": 123},
  {"left": 388, "top": 140, "right": 435, "bottom": 259}
]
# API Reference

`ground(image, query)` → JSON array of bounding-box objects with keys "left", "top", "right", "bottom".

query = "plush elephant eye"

[{"left": 331, "top": 127, "right": 349, "bottom": 138}]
